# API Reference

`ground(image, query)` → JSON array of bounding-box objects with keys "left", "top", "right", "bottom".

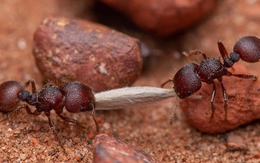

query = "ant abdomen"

[
  {"left": 233, "top": 36, "right": 260, "bottom": 63},
  {"left": 60, "top": 82, "right": 95, "bottom": 113},
  {"left": 173, "top": 63, "right": 202, "bottom": 99},
  {"left": 0, "top": 81, "right": 25, "bottom": 112}
]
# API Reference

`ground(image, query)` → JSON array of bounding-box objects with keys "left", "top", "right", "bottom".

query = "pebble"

[
  {"left": 19, "top": 153, "right": 27, "bottom": 160},
  {"left": 33, "top": 16, "right": 143, "bottom": 92},
  {"left": 226, "top": 134, "right": 247, "bottom": 151},
  {"left": 98, "top": 0, "right": 217, "bottom": 36},
  {"left": 93, "top": 134, "right": 157, "bottom": 163}
]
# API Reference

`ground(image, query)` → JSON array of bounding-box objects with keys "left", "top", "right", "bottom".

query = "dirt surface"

[{"left": 1, "top": 0, "right": 260, "bottom": 162}]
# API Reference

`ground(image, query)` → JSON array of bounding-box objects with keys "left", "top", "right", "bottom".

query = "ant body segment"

[
  {"left": 0, "top": 80, "right": 98, "bottom": 147},
  {"left": 162, "top": 36, "right": 260, "bottom": 123}
]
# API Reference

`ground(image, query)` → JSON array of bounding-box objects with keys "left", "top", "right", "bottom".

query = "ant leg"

[
  {"left": 218, "top": 78, "right": 228, "bottom": 121},
  {"left": 46, "top": 114, "right": 66, "bottom": 153},
  {"left": 0, "top": 104, "right": 40, "bottom": 122},
  {"left": 90, "top": 103, "right": 99, "bottom": 133},
  {"left": 47, "top": 116, "right": 59, "bottom": 140},
  {"left": 161, "top": 79, "right": 173, "bottom": 88},
  {"left": 169, "top": 96, "right": 179, "bottom": 125},
  {"left": 217, "top": 41, "right": 229, "bottom": 59},
  {"left": 183, "top": 50, "right": 208, "bottom": 60},
  {"left": 57, "top": 108, "right": 99, "bottom": 133},
  {"left": 209, "top": 82, "right": 217, "bottom": 120},
  {"left": 56, "top": 113, "right": 86, "bottom": 129},
  {"left": 24, "top": 79, "right": 37, "bottom": 93},
  {"left": 226, "top": 71, "right": 257, "bottom": 81},
  {"left": 24, "top": 105, "right": 41, "bottom": 116}
]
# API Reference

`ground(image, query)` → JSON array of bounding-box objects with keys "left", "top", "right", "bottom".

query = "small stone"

[
  {"left": 20, "top": 153, "right": 27, "bottom": 160},
  {"left": 7, "top": 128, "right": 12, "bottom": 132},
  {"left": 103, "top": 122, "right": 111, "bottom": 130},
  {"left": 33, "top": 124, "right": 42, "bottom": 132},
  {"left": 87, "top": 130, "right": 95, "bottom": 139},
  {"left": 212, "top": 153, "right": 218, "bottom": 157},
  {"left": 17, "top": 38, "right": 27, "bottom": 50},
  {"left": 230, "top": 151, "right": 241, "bottom": 158},
  {"left": 226, "top": 134, "right": 247, "bottom": 151},
  {"left": 93, "top": 134, "right": 157, "bottom": 163},
  {"left": 58, "top": 154, "right": 66, "bottom": 161}
]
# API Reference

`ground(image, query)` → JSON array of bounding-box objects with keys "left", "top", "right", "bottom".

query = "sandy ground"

[{"left": 0, "top": 0, "right": 260, "bottom": 162}]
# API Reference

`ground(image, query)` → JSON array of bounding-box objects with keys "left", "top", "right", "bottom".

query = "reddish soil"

[{"left": 0, "top": 0, "right": 260, "bottom": 162}]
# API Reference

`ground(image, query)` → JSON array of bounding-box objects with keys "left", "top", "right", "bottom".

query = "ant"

[
  {"left": 0, "top": 80, "right": 99, "bottom": 149},
  {"left": 162, "top": 36, "right": 260, "bottom": 124}
]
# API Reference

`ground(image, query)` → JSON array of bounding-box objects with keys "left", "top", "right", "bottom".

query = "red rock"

[
  {"left": 99, "top": 0, "right": 218, "bottom": 36},
  {"left": 33, "top": 17, "right": 143, "bottom": 92},
  {"left": 180, "top": 64, "right": 260, "bottom": 133}
]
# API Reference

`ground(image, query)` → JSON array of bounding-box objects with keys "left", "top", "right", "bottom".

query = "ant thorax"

[{"left": 197, "top": 58, "right": 227, "bottom": 84}]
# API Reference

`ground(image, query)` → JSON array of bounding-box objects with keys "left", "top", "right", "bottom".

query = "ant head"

[{"left": 173, "top": 63, "right": 202, "bottom": 99}]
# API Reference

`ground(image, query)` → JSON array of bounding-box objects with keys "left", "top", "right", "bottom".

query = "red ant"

[
  {"left": 0, "top": 80, "right": 99, "bottom": 148},
  {"left": 162, "top": 36, "right": 260, "bottom": 123}
]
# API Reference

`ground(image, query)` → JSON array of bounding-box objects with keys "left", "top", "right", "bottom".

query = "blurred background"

[{"left": 0, "top": 0, "right": 260, "bottom": 162}]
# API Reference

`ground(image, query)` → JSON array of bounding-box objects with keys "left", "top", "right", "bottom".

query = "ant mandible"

[
  {"left": 162, "top": 36, "right": 260, "bottom": 123},
  {"left": 0, "top": 80, "right": 98, "bottom": 147}
]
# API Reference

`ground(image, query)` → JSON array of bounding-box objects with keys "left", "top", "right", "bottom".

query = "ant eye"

[
  {"left": 80, "top": 106, "right": 86, "bottom": 111},
  {"left": 186, "top": 91, "right": 192, "bottom": 96}
]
